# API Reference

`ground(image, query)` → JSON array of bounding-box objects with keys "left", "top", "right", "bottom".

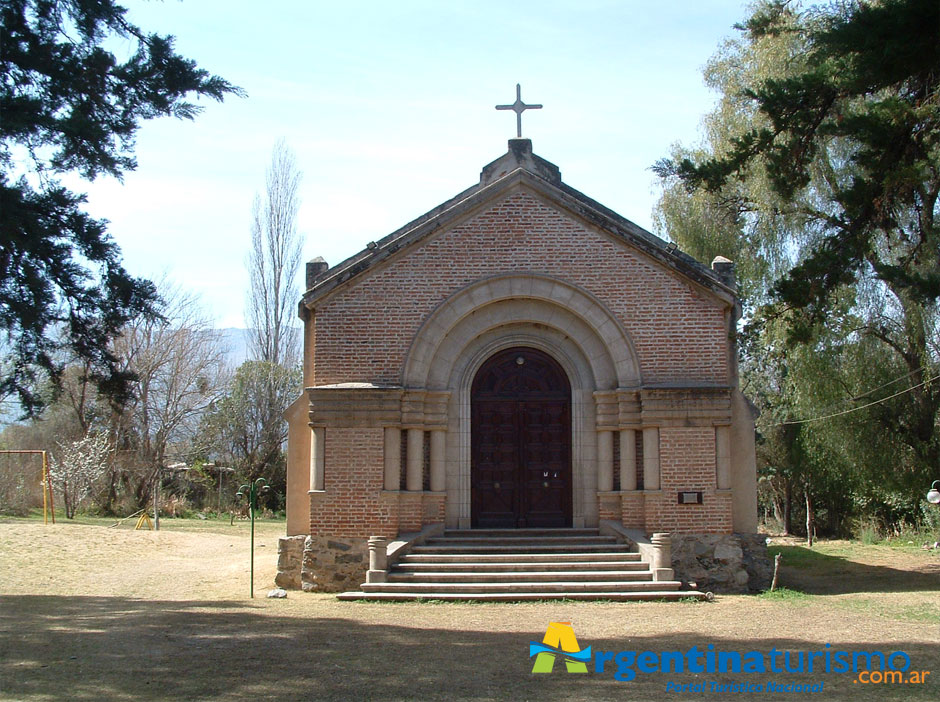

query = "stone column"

[
  {"left": 642, "top": 427, "right": 660, "bottom": 491},
  {"left": 309, "top": 426, "right": 325, "bottom": 491},
  {"left": 383, "top": 427, "right": 401, "bottom": 491},
  {"left": 366, "top": 536, "right": 388, "bottom": 583},
  {"left": 715, "top": 425, "right": 732, "bottom": 490},
  {"left": 406, "top": 428, "right": 424, "bottom": 492},
  {"left": 429, "top": 430, "right": 446, "bottom": 492},
  {"left": 651, "top": 532, "right": 674, "bottom": 582},
  {"left": 597, "top": 431, "right": 614, "bottom": 492},
  {"left": 619, "top": 429, "right": 637, "bottom": 491}
]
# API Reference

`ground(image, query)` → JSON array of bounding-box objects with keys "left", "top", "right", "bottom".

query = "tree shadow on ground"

[
  {"left": 1, "top": 595, "right": 937, "bottom": 701},
  {"left": 771, "top": 546, "right": 940, "bottom": 595}
]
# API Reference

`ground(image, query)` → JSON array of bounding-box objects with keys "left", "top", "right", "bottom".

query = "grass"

[
  {"left": 1, "top": 508, "right": 286, "bottom": 536},
  {"left": 757, "top": 587, "right": 811, "bottom": 603},
  {"left": 764, "top": 536, "right": 940, "bottom": 625},
  {"left": 830, "top": 597, "right": 940, "bottom": 625}
]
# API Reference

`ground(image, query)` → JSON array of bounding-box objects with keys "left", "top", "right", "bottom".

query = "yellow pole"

[{"left": 42, "top": 450, "right": 48, "bottom": 525}]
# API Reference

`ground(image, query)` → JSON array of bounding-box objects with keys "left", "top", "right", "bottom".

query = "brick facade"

[
  {"left": 286, "top": 139, "right": 758, "bottom": 577},
  {"left": 313, "top": 190, "right": 728, "bottom": 388}
]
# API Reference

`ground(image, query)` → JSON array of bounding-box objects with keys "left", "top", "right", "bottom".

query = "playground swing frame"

[{"left": 0, "top": 450, "right": 55, "bottom": 523}]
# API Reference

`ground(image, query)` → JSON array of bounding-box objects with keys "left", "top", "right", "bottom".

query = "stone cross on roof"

[{"left": 495, "top": 83, "right": 542, "bottom": 138}]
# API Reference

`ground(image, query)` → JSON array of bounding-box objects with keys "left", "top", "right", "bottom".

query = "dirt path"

[
  {"left": 0, "top": 520, "right": 281, "bottom": 600},
  {"left": 1, "top": 521, "right": 938, "bottom": 702}
]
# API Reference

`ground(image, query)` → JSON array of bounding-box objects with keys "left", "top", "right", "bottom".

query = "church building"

[{"left": 277, "top": 115, "right": 768, "bottom": 598}]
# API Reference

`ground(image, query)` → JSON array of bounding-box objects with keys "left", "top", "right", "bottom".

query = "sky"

[{"left": 77, "top": 0, "right": 754, "bottom": 329}]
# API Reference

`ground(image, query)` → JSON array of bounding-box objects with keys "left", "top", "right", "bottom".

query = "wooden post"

[
  {"left": 153, "top": 470, "right": 160, "bottom": 531},
  {"left": 0, "top": 450, "right": 55, "bottom": 524},
  {"left": 805, "top": 487, "right": 814, "bottom": 547}
]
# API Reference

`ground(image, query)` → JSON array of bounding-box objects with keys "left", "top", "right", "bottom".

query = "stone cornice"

[
  {"left": 306, "top": 385, "right": 403, "bottom": 428},
  {"left": 594, "top": 386, "right": 733, "bottom": 429},
  {"left": 306, "top": 385, "right": 451, "bottom": 429}
]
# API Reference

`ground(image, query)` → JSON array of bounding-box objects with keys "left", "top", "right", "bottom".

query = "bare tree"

[
  {"left": 108, "top": 283, "right": 229, "bottom": 510},
  {"left": 0, "top": 282, "right": 227, "bottom": 515},
  {"left": 247, "top": 139, "right": 303, "bottom": 366}
]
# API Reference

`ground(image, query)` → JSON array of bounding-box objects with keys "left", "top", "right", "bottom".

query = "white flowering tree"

[{"left": 50, "top": 434, "right": 112, "bottom": 519}]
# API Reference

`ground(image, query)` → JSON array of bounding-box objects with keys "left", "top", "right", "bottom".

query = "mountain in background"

[{"left": 218, "top": 328, "right": 251, "bottom": 367}]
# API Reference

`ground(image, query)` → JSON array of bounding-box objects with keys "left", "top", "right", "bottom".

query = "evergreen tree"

[
  {"left": 0, "top": 0, "right": 242, "bottom": 415},
  {"left": 655, "top": 0, "right": 940, "bottom": 532},
  {"left": 657, "top": 0, "right": 940, "bottom": 334}
]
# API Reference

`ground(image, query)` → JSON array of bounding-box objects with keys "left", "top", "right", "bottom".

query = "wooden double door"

[{"left": 471, "top": 347, "right": 572, "bottom": 528}]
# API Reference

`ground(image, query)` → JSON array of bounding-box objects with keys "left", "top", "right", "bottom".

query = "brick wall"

[
  {"left": 312, "top": 191, "right": 728, "bottom": 387},
  {"left": 620, "top": 493, "right": 645, "bottom": 530},
  {"left": 644, "top": 427, "right": 733, "bottom": 534},
  {"left": 311, "top": 428, "right": 398, "bottom": 539}
]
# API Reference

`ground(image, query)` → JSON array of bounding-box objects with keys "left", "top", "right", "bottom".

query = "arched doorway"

[{"left": 471, "top": 347, "right": 572, "bottom": 528}]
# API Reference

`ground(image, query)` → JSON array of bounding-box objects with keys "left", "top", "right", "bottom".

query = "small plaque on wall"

[{"left": 678, "top": 491, "right": 703, "bottom": 505}]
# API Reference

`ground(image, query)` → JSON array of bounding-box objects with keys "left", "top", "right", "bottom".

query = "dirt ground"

[{"left": 1, "top": 519, "right": 938, "bottom": 702}]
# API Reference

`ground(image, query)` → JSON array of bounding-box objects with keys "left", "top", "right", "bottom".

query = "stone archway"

[
  {"left": 471, "top": 347, "right": 572, "bottom": 528},
  {"left": 400, "top": 273, "right": 642, "bottom": 529},
  {"left": 401, "top": 273, "right": 641, "bottom": 390}
]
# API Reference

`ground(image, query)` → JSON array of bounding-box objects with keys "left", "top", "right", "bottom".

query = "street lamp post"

[
  {"left": 236, "top": 477, "right": 269, "bottom": 598},
  {"left": 927, "top": 480, "right": 940, "bottom": 505}
]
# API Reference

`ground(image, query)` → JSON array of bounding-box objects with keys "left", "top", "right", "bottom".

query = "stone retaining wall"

[
  {"left": 299, "top": 535, "right": 369, "bottom": 592},
  {"left": 671, "top": 533, "right": 771, "bottom": 594},
  {"left": 275, "top": 535, "right": 306, "bottom": 589}
]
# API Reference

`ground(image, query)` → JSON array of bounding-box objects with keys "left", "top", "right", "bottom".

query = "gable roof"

[{"left": 301, "top": 139, "right": 736, "bottom": 309}]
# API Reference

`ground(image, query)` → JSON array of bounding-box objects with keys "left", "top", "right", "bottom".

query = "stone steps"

[
  {"left": 399, "top": 551, "right": 642, "bottom": 563},
  {"left": 423, "top": 535, "right": 620, "bottom": 546},
  {"left": 410, "top": 542, "right": 630, "bottom": 554},
  {"left": 336, "top": 591, "right": 703, "bottom": 602},
  {"left": 338, "top": 528, "right": 704, "bottom": 602},
  {"left": 359, "top": 579, "right": 683, "bottom": 593},
  {"left": 387, "top": 570, "right": 656, "bottom": 583},
  {"left": 395, "top": 560, "right": 648, "bottom": 572},
  {"left": 444, "top": 528, "right": 601, "bottom": 537}
]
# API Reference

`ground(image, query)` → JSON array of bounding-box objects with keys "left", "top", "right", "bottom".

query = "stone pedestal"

[
  {"left": 366, "top": 536, "right": 388, "bottom": 583},
  {"left": 651, "top": 532, "right": 674, "bottom": 582}
]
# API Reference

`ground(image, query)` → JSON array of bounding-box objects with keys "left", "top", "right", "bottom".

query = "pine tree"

[{"left": 0, "top": 0, "right": 242, "bottom": 415}]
